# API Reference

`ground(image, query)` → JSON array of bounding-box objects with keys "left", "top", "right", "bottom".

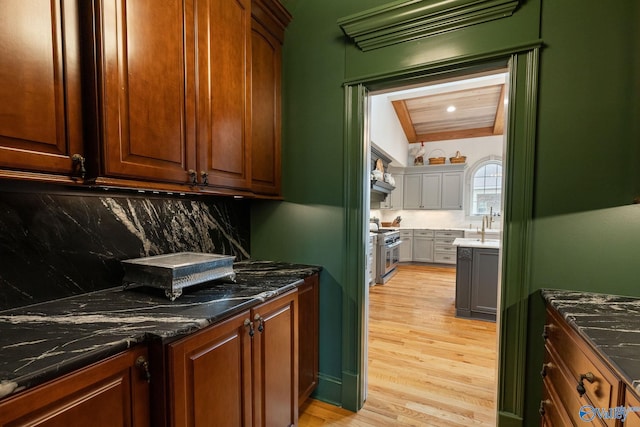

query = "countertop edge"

[{"left": 541, "top": 288, "right": 640, "bottom": 396}]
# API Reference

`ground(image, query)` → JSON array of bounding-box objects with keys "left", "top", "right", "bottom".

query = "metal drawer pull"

[
  {"left": 539, "top": 399, "right": 550, "bottom": 416},
  {"left": 542, "top": 324, "right": 554, "bottom": 340},
  {"left": 244, "top": 318, "right": 254, "bottom": 337},
  {"left": 254, "top": 314, "right": 264, "bottom": 333},
  {"left": 576, "top": 372, "right": 595, "bottom": 397},
  {"left": 71, "top": 154, "right": 86, "bottom": 179},
  {"left": 188, "top": 169, "right": 197, "bottom": 185},
  {"left": 135, "top": 356, "right": 151, "bottom": 383},
  {"left": 540, "top": 362, "right": 553, "bottom": 378}
]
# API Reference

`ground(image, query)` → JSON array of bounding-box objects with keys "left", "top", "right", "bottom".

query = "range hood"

[
  {"left": 370, "top": 179, "right": 394, "bottom": 202},
  {"left": 370, "top": 146, "right": 395, "bottom": 203}
]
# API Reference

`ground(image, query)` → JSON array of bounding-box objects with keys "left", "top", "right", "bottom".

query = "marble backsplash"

[{"left": 0, "top": 188, "right": 250, "bottom": 311}]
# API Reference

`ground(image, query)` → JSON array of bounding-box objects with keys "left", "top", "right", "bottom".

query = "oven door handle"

[{"left": 386, "top": 240, "right": 402, "bottom": 249}]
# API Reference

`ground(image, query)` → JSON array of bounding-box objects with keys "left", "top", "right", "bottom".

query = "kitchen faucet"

[
  {"left": 479, "top": 215, "right": 488, "bottom": 243},
  {"left": 487, "top": 207, "right": 494, "bottom": 229}
]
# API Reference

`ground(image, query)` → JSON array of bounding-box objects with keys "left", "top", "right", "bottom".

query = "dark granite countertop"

[
  {"left": 541, "top": 289, "right": 640, "bottom": 394},
  {"left": 0, "top": 260, "right": 321, "bottom": 400}
]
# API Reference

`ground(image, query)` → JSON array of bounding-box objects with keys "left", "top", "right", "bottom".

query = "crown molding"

[{"left": 338, "top": 0, "right": 521, "bottom": 51}]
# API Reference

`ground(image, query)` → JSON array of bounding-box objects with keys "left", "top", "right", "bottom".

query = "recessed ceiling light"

[{"left": 446, "top": 105, "right": 456, "bottom": 112}]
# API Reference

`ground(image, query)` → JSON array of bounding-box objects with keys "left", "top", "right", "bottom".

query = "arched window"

[{"left": 470, "top": 160, "right": 502, "bottom": 216}]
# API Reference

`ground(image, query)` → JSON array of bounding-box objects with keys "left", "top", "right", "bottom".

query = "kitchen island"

[
  {"left": 0, "top": 260, "right": 320, "bottom": 400},
  {"left": 453, "top": 238, "right": 500, "bottom": 321}
]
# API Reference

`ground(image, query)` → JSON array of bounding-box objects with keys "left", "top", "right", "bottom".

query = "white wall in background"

[
  {"left": 370, "top": 95, "right": 409, "bottom": 167},
  {"left": 373, "top": 135, "right": 505, "bottom": 230}
]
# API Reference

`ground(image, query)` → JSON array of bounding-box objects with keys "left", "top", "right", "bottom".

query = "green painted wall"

[
  {"left": 524, "top": 1, "right": 640, "bottom": 422},
  {"left": 251, "top": 0, "right": 640, "bottom": 424},
  {"left": 250, "top": 0, "right": 392, "bottom": 404}
]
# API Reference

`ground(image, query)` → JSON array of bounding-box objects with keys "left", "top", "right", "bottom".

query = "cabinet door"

[
  {"left": 471, "top": 248, "right": 499, "bottom": 315},
  {"left": 252, "top": 290, "right": 298, "bottom": 427},
  {"left": 389, "top": 175, "right": 404, "bottom": 209},
  {"left": 196, "top": 0, "right": 251, "bottom": 190},
  {"left": 298, "top": 274, "right": 319, "bottom": 406},
  {"left": 399, "top": 236, "right": 413, "bottom": 262},
  {"left": 0, "top": 0, "right": 84, "bottom": 179},
  {"left": 0, "top": 347, "right": 150, "bottom": 427},
  {"left": 442, "top": 171, "right": 463, "bottom": 209},
  {"left": 250, "top": 14, "right": 282, "bottom": 195},
  {"left": 624, "top": 388, "right": 640, "bottom": 427},
  {"left": 421, "top": 173, "right": 441, "bottom": 209},
  {"left": 455, "top": 247, "right": 472, "bottom": 317},
  {"left": 403, "top": 174, "right": 422, "bottom": 209},
  {"left": 413, "top": 236, "right": 434, "bottom": 262},
  {"left": 168, "top": 311, "right": 253, "bottom": 427},
  {"left": 95, "top": 0, "right": 196, "bottom": 184}
]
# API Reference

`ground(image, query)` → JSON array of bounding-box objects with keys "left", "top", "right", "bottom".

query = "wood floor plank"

[{"left": 299, "top": 264, "right": 497, "bottom": 426}]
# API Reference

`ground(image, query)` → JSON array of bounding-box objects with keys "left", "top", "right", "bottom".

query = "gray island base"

[{"left": 453, "top": 238, "right": 499, "bottom": 322}]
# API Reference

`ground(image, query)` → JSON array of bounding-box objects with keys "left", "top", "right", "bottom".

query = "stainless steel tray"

[{"left": 121, "top": 252, "right": 236, "bottom": 300}]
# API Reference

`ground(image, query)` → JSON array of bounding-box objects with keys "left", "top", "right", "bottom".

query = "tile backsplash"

[{"left": 0, "top": 187, "right": 250, "bottom": 310}]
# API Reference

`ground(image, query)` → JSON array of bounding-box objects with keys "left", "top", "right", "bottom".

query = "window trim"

[{"left": 466, "top": 155, "right": 503, "bottom": 218}]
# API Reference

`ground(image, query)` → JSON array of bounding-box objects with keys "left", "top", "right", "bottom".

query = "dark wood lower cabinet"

[
  {"left": 252, "top": 290, "right": 298, "bottom": 427},
  {"left": 167, "top": 289, "right": 298, "bottom": 427},
  {"left": 167, "top": 311, "right": 253, "bottom": 427},
  {"left": 539, "top": 305, "right": 640, "bottom": 427},
  {"left": 298, "top": 274, "right": 319, "bottom": 406},
  {"left": 0, "top": 346, "right": 150, "bottom": 427},
  {"left": 0, "top": 274, "right": 319, "bottom": 427}
]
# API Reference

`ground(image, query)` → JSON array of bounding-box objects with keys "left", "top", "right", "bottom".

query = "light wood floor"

[{"left": 298, "top": 264, "right": 497, "bottom": 426}]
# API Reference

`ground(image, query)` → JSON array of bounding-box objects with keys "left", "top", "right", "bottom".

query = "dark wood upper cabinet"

[
  {"left": 250, "top": 0, "right": 290, "bottom": 196},
  {"left": 0, "top": 0, "right": 84, "bottom": 182},
  {"left": 87, "top": 0, "right": 197, "bottom": 187},
  {"left": 0, "top": 0, "right": 289, "bottom": 196},
  {"left": 196, "top": 0, "right": 252, "bottom": 191}
]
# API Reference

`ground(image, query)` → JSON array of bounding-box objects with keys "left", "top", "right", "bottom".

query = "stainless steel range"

[{"left": 373, "top": 228, "right": 401, "bottom": 284}]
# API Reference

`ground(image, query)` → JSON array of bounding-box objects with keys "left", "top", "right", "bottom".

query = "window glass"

[{"left": 471, "top": 162, "right": 502, "bottom": 215}]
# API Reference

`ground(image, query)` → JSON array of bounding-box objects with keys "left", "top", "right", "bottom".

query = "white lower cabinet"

[
  {"left": 434, "top": 230, "right": 464, "bottom": 264},
  {"left": 412, "top": 229, "right": 435, "bottom": 262},
  {"left": 399, "top": 229, "right": 413, "bottom": 262},
  {"left": 397, "top": 228, "right": 464, "bottom": 264}
]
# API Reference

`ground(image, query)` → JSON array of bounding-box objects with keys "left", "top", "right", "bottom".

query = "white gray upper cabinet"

[{"left": 402, "top": 165, "right": 465, "bottom": 210}]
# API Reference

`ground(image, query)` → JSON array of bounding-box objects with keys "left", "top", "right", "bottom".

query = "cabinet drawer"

[
  {"left": 400, "top": 230, "right": 414, "bottom": 237},
  {"left": 544, "top": 307, "right": 620, "bottom": 426},
  {"left": 541, "top": 377, "right": 575, "bottom": 427},
  {"left": 435, "top": 230, "right": 463, "bottom": 239},
  {"left": 624, "top": 387, "right": 640, "bottom": 427},
  {"left": 413, "top": 229, "right": 434, "bottom": 237},
  {"left": 543, "top": 344, "right": 607, "bottom": 426},
  {"left": 434, "top": 244, "right": 456, "bottom": 253},
  {"left": 434, "top": 253, "right": 456, "bottom": 264},
  {"left": 435, "top": 238, "right": 455, "bottom": 245}
]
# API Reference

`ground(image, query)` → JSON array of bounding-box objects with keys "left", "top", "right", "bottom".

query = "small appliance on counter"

[{"left": 121, "top": 252, "right": 236, "bottom": 301}]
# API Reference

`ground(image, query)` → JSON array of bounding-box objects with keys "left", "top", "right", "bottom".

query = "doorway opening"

[{"left": 362, "top": 66, "right": 511, "bottom": 422}]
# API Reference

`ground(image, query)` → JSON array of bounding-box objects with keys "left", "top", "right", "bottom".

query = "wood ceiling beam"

[
  {"left": 391, "top": 100, "right": 418, "bottom": 142},
  {"left": 416, "top": 127, "right": 496, "bottom": 142},
  {"left": 493, "top": 84, "right": 505, "bottom": 135}
]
